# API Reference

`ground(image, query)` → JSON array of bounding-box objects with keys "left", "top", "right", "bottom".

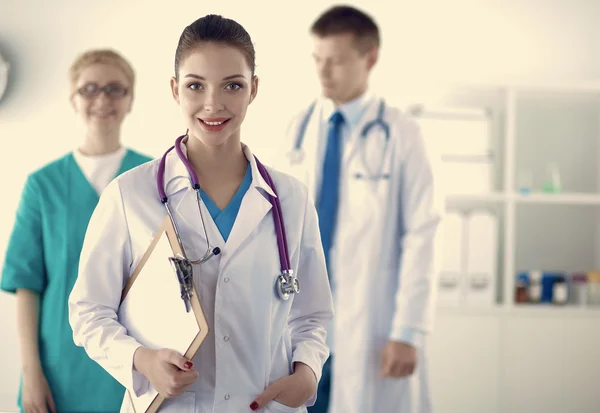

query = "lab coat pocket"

[
  {"left": 155, "top": 392, "right": 195, "bottom": 413},
  {"left": 341, "top": 170, "right": 391, "bottom": 235},
  {"left": 346, "top": 156, "right": 393, "bottom": 208},
  {"left": 266, "top": 400, "right": 299, "bottom": 413}
]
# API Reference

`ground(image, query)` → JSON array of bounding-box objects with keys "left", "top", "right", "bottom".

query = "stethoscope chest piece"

[
  {"left": 277, "top": 270, "right": 300, "bottom": 301},
  {"left": 288, "top": 149, "right": 305, "bottom": 165}
]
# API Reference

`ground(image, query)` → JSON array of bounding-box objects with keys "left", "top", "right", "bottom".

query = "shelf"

[
  {"left": 446, "top": 193, "right": 507, "bottom": 203},
  {"left": 506, "top": 80, "right": 600, "bottom": 94},
  {"left": 508, "top": 305, "right": 600, "bottom": 317},
  {"left": 444, "top": 192, "right": 600, "bottom": 205},
  {"left": 436, "top": 79, "right": 600, "bottom": 94},
  {"left": 437, "top": 305, "right": 600, "bottom": 318},
  {"left": 436, "top": 306, "right": 503, "bottom": 317},
  {"left": 514, "top": 192, "right": 600, "bottom": 205}
]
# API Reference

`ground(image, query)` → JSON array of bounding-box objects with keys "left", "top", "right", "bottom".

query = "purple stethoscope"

[{"left": 157, "top": 135, "right": 299, "bottom": 312}]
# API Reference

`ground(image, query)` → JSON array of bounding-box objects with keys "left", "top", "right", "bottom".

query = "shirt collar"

[{"left": 320, "top": 90, "right": 375, "bottom": 128}]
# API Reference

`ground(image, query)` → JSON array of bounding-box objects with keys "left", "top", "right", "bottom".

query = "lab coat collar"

[
  {"left": 162, "top": 137, "right": 277, "bottom": 200},
  {"left": 243, "top": 143, "right": 277, "bottom": 198}
]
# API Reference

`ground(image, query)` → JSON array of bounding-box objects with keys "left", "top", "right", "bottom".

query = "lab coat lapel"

[
  {"left": 220, "top": 146, "right": 275, "bottom": 268},
  {"left": 344, "top": 94, "right": 381, "bottom": 168},
  {"left": 302, "top": 100, "right": 323, "bottom": 202},
  {"left": 220, "top": 187, "right": 272, "bottom": 267}
]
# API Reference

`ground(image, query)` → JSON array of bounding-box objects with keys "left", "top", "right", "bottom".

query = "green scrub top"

[{"left": 0, "top": 149, "right": 152, "bottom": 413}]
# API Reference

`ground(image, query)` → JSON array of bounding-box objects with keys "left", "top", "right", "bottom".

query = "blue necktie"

[{"left": 317, "top": 111, "right": 345, "bottom": 272}]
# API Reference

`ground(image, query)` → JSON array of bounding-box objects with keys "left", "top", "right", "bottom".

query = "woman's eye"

[
  {"left": 188, "top": 83, "right": 203, "bottom": 90},
  {"left": 226, "top": 83, "right": 243, "bottom": 91}
]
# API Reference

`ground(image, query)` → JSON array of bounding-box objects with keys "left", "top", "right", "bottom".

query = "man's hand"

[{"left": 380, "top": 340, "right": 417, "bottom": 378}]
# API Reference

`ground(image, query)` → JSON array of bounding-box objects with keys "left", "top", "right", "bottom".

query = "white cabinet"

[
  {"left": 410, "top": 80, "right": 600, "bottom": 413},
  {"left": 438, "top": 210, "right": 498, "bottom": 307},
  {"left": 438, "top": 211, "right": 464, "bottom": 306},
  {"left": 429, "top": 309, "right": 600, "bottom": 413},
  {"left": 409, "top": 81, "right": 600, "bottom": 308},
  {"left": 429, "top": 313, "right": 501, "bottom": 413},
  {"left": 464, "top": 210, "right": 498, "bottom": 307}
]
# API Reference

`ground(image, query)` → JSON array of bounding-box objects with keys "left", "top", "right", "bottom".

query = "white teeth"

[{"left": 203, "top": 120, "right": 225, "bottom": 126}]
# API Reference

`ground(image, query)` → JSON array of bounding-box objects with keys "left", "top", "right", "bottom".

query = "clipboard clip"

[{"left": 169, "top": 256, "right": 194, "bottom": 312}]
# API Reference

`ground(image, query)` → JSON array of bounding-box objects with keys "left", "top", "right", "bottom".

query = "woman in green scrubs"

[{"left": 0, "top": 49, "right": 152, "bottom": 413}]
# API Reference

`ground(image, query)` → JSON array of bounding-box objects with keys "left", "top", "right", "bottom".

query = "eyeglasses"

[{"left": 76, "top": 82, "right": 129, "bottom": 100}]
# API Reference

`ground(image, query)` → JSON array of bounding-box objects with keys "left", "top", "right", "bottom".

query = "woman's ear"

[
  {"left": 170, "top": 77, "right": 180, "bottom": 104},
  {"left": 249, "top": 75, "right": 259, "bottom": 104}
]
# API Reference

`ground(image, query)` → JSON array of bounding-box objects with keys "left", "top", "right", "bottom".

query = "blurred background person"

[
  {"left": 0, "top": 49, "right": 152, "bottom": 413},
  {"left": 279, "top": 6, "right": 443, "bottom": 413}
]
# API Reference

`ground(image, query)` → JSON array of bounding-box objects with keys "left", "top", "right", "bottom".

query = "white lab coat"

[
  {"left": 278, "top": 95, "right": 443, "bottom": 413},
  {"left": 68, "top": 143, "right": 334, "bottom": 413}
]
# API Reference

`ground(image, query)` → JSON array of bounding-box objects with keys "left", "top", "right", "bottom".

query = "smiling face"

[
  {"left": 70, "top": 63, "right": 133, "bottom": 136},
  {"left": 170, "top": 42, "right": 258, "bottom": 148}
]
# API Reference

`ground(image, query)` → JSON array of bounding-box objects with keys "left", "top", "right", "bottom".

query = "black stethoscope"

[
  {"left": 157, "top": 135, "right": 300, "bottom": 311},
  {"left": 289, "top": 99, "right": 391, "bottom": 181}
]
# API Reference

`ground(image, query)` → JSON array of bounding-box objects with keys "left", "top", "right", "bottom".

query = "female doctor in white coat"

[{"left": 68, "top": 14, "right": 333, "bottom": 413}]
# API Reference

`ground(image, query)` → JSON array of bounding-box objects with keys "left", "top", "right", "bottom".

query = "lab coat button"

[
  {"left": 223, "top": 335, "right": 230, "bottom": 342},
  {"left": 224, "top": 394, "right": 230, "bottom": 400},
  {"left": 224, "top": 277, "right": 230, "bottom": 283}
]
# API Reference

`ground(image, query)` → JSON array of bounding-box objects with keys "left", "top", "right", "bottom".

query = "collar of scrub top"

[{"left": 157, "top": 135, "right": 290, "bottom": 271}]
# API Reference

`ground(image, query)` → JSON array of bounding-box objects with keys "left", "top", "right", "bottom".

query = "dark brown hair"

[
  {"left": 174, "top": 14, "right": 256, "bottom": 79},
  {"left": 311, "top": 5, "right": 380, "bottom": 53}
]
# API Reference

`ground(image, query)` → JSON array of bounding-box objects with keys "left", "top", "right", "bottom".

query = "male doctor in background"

[{"left": 278, "top": 5, "right": 444, "bottom": 413}]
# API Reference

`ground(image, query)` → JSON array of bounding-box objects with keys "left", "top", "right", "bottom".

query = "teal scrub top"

[
  {"left": 199, "top": 162, "right": 252, "bottom": 242},
  {"left": 0, "top": 149, "right": 152, "bottom": 413}
]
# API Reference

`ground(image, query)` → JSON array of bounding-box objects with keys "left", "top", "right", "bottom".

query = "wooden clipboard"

[{"left": 118, "top": 216, "right": 209, "bottom": 413}]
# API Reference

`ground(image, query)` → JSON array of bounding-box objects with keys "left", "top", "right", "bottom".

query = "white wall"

[{"left": 1, "top": 0, "right": 600, "bottom": 411}]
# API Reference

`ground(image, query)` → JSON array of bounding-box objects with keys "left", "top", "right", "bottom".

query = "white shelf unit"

[
  {"left": 411, "top": 80, "right": 600, "bottom": 311},
  {"left": 407, "top": 81, "right": 600, "bottom": 413},
  {"left": 508, "top": 83, "right": 600, "bottom": 310}
]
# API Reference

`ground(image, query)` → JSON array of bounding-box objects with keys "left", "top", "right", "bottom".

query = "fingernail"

[
  {"left": 184, "top": 361, "right": 193, "bottom": 369},
  {"left": 250, "top": 401, "right": 259, "bottom": 410}
]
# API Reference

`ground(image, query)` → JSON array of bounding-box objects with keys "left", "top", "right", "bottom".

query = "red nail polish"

[
  {"left": 184, "top": 361, "right": 193, "bottom": 369},
  {"left": 250, "top": 401, "right": 259, "bottom": 410}
]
